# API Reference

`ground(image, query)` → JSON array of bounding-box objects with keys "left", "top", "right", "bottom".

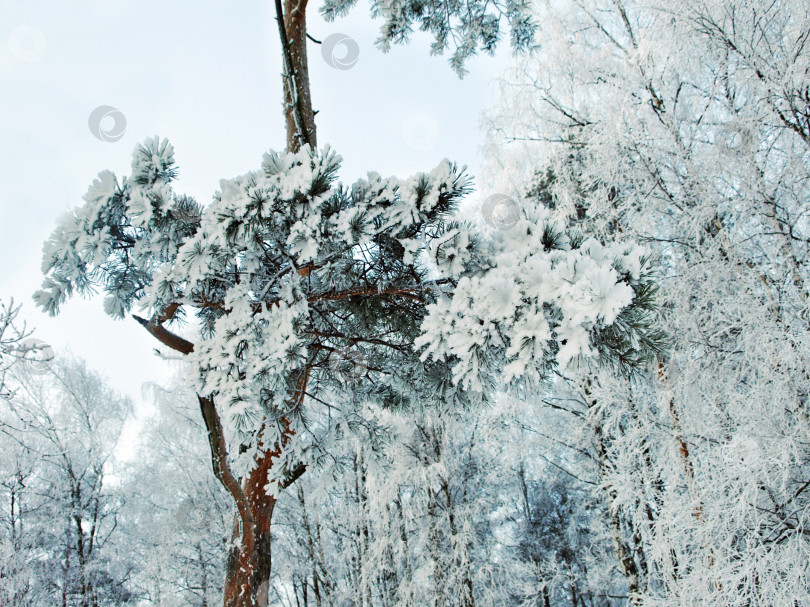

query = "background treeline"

[{"left": 0, "top": 350, "right": 632, "bottom": 606}]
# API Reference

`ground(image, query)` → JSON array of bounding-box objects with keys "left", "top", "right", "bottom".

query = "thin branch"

[{"left": 198, "top": 394, "right": 256, "bottom": 556}]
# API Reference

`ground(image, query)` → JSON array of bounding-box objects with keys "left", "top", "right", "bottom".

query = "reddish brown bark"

[
  {"left": 222, "top": 371, "right": 310, "bottom": 607},
  {"left": 222, "top": 447, "right": 277, "bottom": 607},
  {"left": 133, "top": 306, "right": 311, "bottom": 607},
  {"left": 132, "top": 314, "right": 195, "bottom": 355},
  {"left": 278, "top": 0, "right": 316, "bottom": 152}
]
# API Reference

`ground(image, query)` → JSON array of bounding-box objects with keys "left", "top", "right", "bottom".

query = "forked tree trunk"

[
  {"left": 223, "top": 445, "right": 278, "bottom": 607},
  {"left": 136, "top": 260, "right": 314, "bottom": 607},
  {"left": 213, "top": 377, "right": 308, "bottom": 607},
  {"left": 213, "top": 408, "right": 307, "bottom": 606},
  {"left": 136, "top": 2, "right": 320, "bottom": 600}
]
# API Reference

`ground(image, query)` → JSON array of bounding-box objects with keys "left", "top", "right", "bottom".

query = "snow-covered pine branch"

[
  {"left": 321, "top": 0, "right": 537, "bottom": 77},
  {"left": 36, "top": 138, "right": 660, "bottom": 480}
]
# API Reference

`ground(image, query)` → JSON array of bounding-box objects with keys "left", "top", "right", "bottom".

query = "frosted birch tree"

[
  {"left": 484, "top": 0, "right": 810, "bottom": 603},
  {"left": 0, "top": 299, "right": 32, "bottom": 401},
  {"left": 0, "top": 356, "right": 134, "bottom": 606},
  {"left": 121, "top": 381, "right": 230, "bottom": 606}
]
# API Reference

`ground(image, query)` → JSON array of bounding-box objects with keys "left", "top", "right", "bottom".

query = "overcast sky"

[{"left": 1, "top": 0, "right": 512, "bottom": 435}]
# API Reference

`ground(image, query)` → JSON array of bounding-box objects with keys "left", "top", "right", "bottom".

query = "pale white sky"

[{"left": 0, "top": 0, "right": 511, "bottom": 431}]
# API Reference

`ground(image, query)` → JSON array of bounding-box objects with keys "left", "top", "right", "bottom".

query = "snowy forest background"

[{"left": 2, "top": 0, "right": 810, "bottom": 605}]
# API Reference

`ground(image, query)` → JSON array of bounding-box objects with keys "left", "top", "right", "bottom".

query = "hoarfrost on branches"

[
  {"left": 483, "top": 0, "right": 810, "bottom": 603},
  {"left": 416, "top": 203, "right": 648, "bottom": 388},
  {"left": 36, "top": 136, "right": 658, "bottom": 483}
]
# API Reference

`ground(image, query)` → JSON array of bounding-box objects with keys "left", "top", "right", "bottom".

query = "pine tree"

[{"left": 34, "top": 1, "right": 663, "bottom": 605}]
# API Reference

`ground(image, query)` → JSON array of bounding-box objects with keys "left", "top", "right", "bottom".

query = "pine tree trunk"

[
  {"left": 205, "top": 363, "right": 308, "bottom": 607},
  {"left": 216, "top": 1, "right": 318, "bottom": 597},
  {"left": 223, "top": 447, "right": 278, "bottom": 607},
  {"left": 279, "top": 0, "right": 316, "bottom": 152},
  {"left": 223, "top": 524, "right": 274, "bottom": 607},
  {"left": 198, "top": 396, "right": 287, "bottom": 607},
  {"left": 135, "top": 1, "right": 318, "bottom": 601}
]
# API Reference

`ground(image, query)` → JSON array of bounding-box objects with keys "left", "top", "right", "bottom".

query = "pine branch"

[
  {"left": 198, "top": 394, "right": 256, "bottom": 556},
  {"left": 132, "top": 314, "right": 195, "bottom": 355},
  {"left": 279, "top": 462, "right": 308, "bottom": 489}
]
